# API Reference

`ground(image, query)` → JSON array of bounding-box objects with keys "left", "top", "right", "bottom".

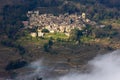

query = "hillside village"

[
  {"left": 23, "top": 11, "right": 103, "bottom": 38},
  {"left": 0, "top": 1, "right": 120, "bottom": 80}
]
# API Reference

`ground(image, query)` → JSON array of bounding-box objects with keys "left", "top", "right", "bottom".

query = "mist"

[
  {"left": 14, "top": 59, "right": 49, "bottom": 80},
  {"left": 4, "top": 50, "right": 120, "bottom": 80},
  {"left": 59, "top": 50, "right": 120, "bottom": 80}
]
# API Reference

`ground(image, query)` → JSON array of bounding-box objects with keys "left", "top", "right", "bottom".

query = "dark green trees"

[
  {"left": 69, "top": 28, "right": 83, "bottom": 41},
  {"left": 41, "top": 28, "right": 49, "bottom": 33},
  {"left": 43, "top": 39, "right": 53, "bottom": 52}
]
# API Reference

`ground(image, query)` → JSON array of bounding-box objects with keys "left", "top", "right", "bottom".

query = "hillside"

[
  {"left": 0, "top": 0, "right": 119, "bottom": 34},
  {"left": 0, "top": 0, "right": 120, "bottom": 79}
]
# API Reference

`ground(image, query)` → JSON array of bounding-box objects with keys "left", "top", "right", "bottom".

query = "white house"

[{"left": 30, "top": 32, "right": 37, "bottom": 37}]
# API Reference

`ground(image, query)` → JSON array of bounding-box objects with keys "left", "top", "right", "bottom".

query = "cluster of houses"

[{"left": 23, "top": 11, "right": 98, "bottom": 38}]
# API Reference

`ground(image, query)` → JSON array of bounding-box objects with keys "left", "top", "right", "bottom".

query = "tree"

[
  {"left": 63, "top": 3, "right": 79, "bottom": 14},
  {"left": 43, "top": 39, "right": 53, "bottom": 52},
  {"left": 2, "top": 5, "right": 27, "bottom": 39},
  {"left": 69, "top": 28, "right": 83, "bottom": 41},
  {"left": 48, "top": 39, "right": 53, "bottom": 47},
  {"left": 41, "top": 28, "right": 49, "bottom": 33},
  {"left": 43, "top": 43, "right": 49, "bottom": 52},
  {"left": 5, "top": 59, "right": 28, "bottom": 71},
  {"left": 82, "top": 24, "right": 93, "bottom": 37},
  {"left": 103, "top": 25, "right": 112, "bottom": 30}
]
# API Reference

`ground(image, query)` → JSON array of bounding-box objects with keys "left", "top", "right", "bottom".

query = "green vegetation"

[
  {"left": 0, "top": 0, "right": 120, "bottom": 77},
  {"left": 16, "top": 34, "right": 48, "bottom": 46},
  {"left": 100, "top": 19, "right": 120, "bottom": 30},
  {"left": 15, "top": 24, "right": 118, "bottom": 47},
  {"left": 43, "top": 39, "right": 53, "bottom": 52},
  {"left": 41, "top": 28, "right": 49, "bottom": 33},
  {"left": 1, "top": 39, "right": 26, "bottom": 57},
  {"left": 69, "top": 28, "right": 83, "bottom": 41},
  {"left": 80, "top": 36, "right": 94, "bottom": 43},
  {"left": 0, "top": 0, "right": 120, "bottom": 41},
  {"left": 93, "top": 25, "right": 118, "bottom": 38},
  {"left": 5, "top": 60, "right": 28, "bottom": 71},
  {"left": 44, "top": 32, "right": 68, "bottom": 40},
  {"left": 101, "top": 19, "right": 120, "bottom": 24}
]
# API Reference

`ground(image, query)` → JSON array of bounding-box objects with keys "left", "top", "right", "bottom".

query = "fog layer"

[{"left": 59, "top": 50, "right": 120, "bottom": 80}]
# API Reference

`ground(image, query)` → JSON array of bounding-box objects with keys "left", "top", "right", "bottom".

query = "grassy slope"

[
  {"left": 13, "top": 36, "right": 112, "bottom": 76},
  {"left": 0, "top": 31, "right": 118, "bottom": 77},
  {"left": 44, "top": 33, "right": 68, "bottom": 40}
]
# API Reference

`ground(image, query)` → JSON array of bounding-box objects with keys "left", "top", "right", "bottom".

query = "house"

[
  {"left": 30, "top": 32, "right": 37, "bottom": 37},
  {"left": 38, "top": 32, "right": 44, "bottom": 37},
  {"left": 86, "top": 19, "right": 90, "bottom": 23},
  {"left": 37, "top": 28, "right": 44, "bottom": 37},
  {"left": 65, "top": 33, "right": 70, "bottom": 37},
  {"left": 82, "top": 13, "right": 86, "bottom": 19},
  {"left": 22, "top": 21, "right": 29, "bottom": 28}
]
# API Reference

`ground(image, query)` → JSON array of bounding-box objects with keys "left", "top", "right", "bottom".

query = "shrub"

[
  {"left": 43, "top": 43, "right": 49, "bottom": 52},
  {"left": 5, "top": 60, "right": 28, "bottom": 71},
  {"left": 43, "top": 39, "right": 53, "bottom": 52},
  {"left": 1, "top": 39, "right": 26, "bottom": 56},
  {"left": 69, "top": 28, "right": 83, "bottom": 41},
  {"left": 41, "top": 28, "right": 49, "bottom": 33}
]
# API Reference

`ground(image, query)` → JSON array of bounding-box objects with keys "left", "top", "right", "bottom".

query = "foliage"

[
  {"left": 43, "top": 39, "right": 53, "bottom": 52},
  {"left": 1, "top": 39, "right": 26, "bottom": 56},
  {"left": 62, "top": 2, "right": 79, "bottom": 14},
  {"left": 0, "top": 0, "right": 119, "bottom": 40},
  {"left": 5, "top": 60, "right": 28, "bottom": 71},
  {"left": 69, "top": 28, "right": 83, "bottom": 41},
  {"left": 1, "top": 5, "right": 27, "bottom": 39},
  {"left": 93, "top": 25, "right": 118, "bottom": 38},
  {"left": 41, "top": 28, "right": 49, "bottom": 33},
  {"left": 80, "top": 36, "right": 94, "bottom": 43},
  {"left": 48, "top": 39, "right": 53, "bottom": 46},
  {"left": 82, "top": 24, "right": 93, "bottom": 37},
  {"left": 44, "top": 32, "right": 68, "bottom": 40},
  {"left": 103, "top": 25, "right": 112, "bottom": 30},
  {"left": 43, "top": 43, "right": 49, "bottom": 52}
]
